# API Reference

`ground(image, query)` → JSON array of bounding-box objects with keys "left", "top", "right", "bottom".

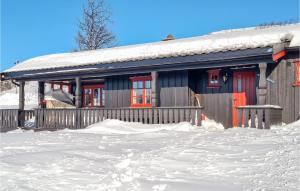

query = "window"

[
  {"left": 130, "top": 76, "right": 152, "bottom": 107},
  {"left": 83, "top": 84, "right": 105, "bottom": 107},
  {"left": 207, "top": 69, "right": 221, "bottom": 87},
  {"left": 294, "top": 61, "right": 300, "bottom": 86},
  {"left": 50, "top": 82, "right": 71, "bottom": 93}
]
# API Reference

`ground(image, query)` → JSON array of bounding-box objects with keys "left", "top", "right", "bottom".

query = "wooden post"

[
  {"left": 151, "top": 71, "right": 158, "bottom": 107},
  {"left": 38, "top": 81, "right": 45, "bottom": 108},
  {"left": 75, "top": 77, "right": 82, "bottom": 108},
  {"left": 19, "top": 81, "right": 25, "bottom": 110},
  {"left": 258, "top": 62, "right": 267, "bottom": 105},
  {"left": 18, "top": 81, "right": 25, "bottom": 127}
]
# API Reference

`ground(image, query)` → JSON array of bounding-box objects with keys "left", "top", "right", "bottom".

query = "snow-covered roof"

[{"left": 5, "top": 23, "right": 300, "bottom": 73}]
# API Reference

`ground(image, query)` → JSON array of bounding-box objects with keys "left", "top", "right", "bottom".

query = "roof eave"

[{"left": 1, "top": 47, "right": 275, "bottom": 81}]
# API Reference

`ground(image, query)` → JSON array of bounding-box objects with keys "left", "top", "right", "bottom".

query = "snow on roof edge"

[{"left": 4, "top": 23, "right": 300, "bottom": 73}]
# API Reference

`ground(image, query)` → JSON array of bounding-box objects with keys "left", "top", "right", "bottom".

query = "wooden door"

[{"left": 232, "top": 71, "right": 256, "bottom": 127}]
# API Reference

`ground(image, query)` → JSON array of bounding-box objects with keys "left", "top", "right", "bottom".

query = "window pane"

[
  {"left": 137, "top": 81, "right": 143, "bottom": 89},
  {"left": 146, "top": 96, "right": 151, "bottom": 104},
  {"left": 62, "top": 85, "right": 69, "bottom": 92},
  {"left": 102, "top": 89, "right": 105, "bottom": 106},
  {"left": 145, "top": 80, "right": 151, "bottom": 89},
  {"left": 133, "top": 81, "right": 138, "bottom": 89},
  {"left": 53, "top": 84, "right": 60, "bottom": 90},
  {"left": 137, "top": 96, "right": 143, "bottom": 104},
  {"left": 84, "top": 89, "right": 92, "bottom": 106},
  {"left": 136, "top": 89, "right": 143, "bottom": 97},
  {"left": 145, "top": 89, "right": 151, "bottom": 97},
  {"left": 93, "top": 88, "right": 100, "bottom": 106},
  {"left": 132, "top": 97, "right": 137, "bottom": 104}
]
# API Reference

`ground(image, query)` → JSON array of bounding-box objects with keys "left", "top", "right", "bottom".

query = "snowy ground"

[{"left": 0, "top": 119, "right": 299, "bottom": 191}]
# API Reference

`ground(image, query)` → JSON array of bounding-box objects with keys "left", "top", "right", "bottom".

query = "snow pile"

[
  {"left": 1, "top": 120, "right": 299, "bottom": 190},
  {"left": 68, "top": 119, "right": 222, "bottom": 135},
  {"left": 66, "top": 119, "right": 224, "bottom": 134},
  {"left": 5, "top": 24, "right": 300, "bottom": 72},
  {"left": 0, "top": 82, "right": 38, "bottom": 109}
]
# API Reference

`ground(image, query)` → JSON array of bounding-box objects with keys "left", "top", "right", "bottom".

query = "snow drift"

[{"left": 0, "top": 120, "right": 299, "bottom": 191}]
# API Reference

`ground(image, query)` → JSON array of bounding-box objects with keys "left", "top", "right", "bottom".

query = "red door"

[{"left": 232, "top": 71, "right": 256, "bottom": 127}]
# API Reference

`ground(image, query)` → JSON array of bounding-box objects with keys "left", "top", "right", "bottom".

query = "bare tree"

[{"left": 76, "top": 0, "right": 115, "bottom": 51}]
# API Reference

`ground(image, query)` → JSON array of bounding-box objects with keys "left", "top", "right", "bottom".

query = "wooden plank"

[
  {"left": 134, "top": 109, "right": 138, "bottom": 122},
  {"left": 257, "top": 109, "right": 263, "bottom": 129},
  {"left": 148, "top": 109, "right": 153, "bottom": 124},
  {"left": 264, "top": 109, "right": 270, "bottom": 129},
  {"left": 169, "top": 108, "right": 174, "bottom": 123},
  {"left": 174, "top": 108, "right": 179, "bottom": 123},
  {"left": 111, "top": 109, "right": 115, "bottom": 119},
  {"left": 130, "top": 109, "right": 134, "bottom": 122},
  {"left": 139, "top": 109, "right": 143, "bottom": 122},
  {"left": 184, "top": 108, "right": 190, "bottom": 123},
  {"left": 125, "top": 109, "right": 129, "bottom": 122},
  {"left": 153, "top": 108, "right": 158, "bottom": 124},
  {"left": 237, "top": 108, "right": 243, "bottom": 127},
  {"left": 191, "top": 109, "right": 196, "bottom": 125},
  {"left": 144, "top": 109, "right": 148, "bottom": 124},
  {"left": 100, "top": 109, "right": 104, "bottom": 122},
  {"left": 80, "top": 110, "right": 84, "bottom": 128},
  {"left": 158, "top": 108, "right": 163, "bottom": 124},
  {"left": 179, "top": 109, "right": 185, "bottom": 122},
  {"left": 163, "top": 109, "right": 168, "bottom": 124},
  {"left": 197, "top": 108, "right": 202, "bottom": 126},
  {"left": 244, "top": 109, "right": 249, "bottom": 128},
  {"left": 250, "top": 109, "right": 256, "bottom": 128}
]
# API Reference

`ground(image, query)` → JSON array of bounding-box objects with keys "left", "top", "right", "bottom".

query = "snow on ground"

[
  {"left": 0, "top": 120, "right": 299, "bottom": 191},
  {"left": 0, "top": 82, "right": 38, "bottom": 109}
]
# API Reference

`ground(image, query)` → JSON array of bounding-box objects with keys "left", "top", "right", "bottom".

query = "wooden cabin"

[{"left": 1, "top": 24, "right": 299, "bottom": 131}]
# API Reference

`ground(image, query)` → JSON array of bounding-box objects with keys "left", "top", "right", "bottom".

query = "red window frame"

[
  {"left": 50, "top": 82, "right": 71, "bottom": 93},
  {"left": 207, "top": 69, "right": 221, "bottom": 87},
  {"left": 83, "top": 84, "right": 105, "bottom": 107},
  {"left": 130, "top": 76, "right": 152, "bottom": 107},
  {"left": 294, "top": 60, "right": 300, "bottom": 86}
]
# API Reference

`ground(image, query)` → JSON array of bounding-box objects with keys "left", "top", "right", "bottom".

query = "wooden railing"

[
  {"left": 0, "top": 109, "right": 19, "bottom": 132},
  {"left": 0, "top": 109, "right": 34, "bottom": 132},
  {"left": 35, "top": 107, "right": 203, "bottom": 130},
  {"left": 237, "top": 105, "right": 282, "bottom": 129}
]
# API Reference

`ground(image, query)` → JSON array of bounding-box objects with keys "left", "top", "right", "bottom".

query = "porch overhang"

[{"left": 1, "top": 47, "right": 276, "bottom": 82}]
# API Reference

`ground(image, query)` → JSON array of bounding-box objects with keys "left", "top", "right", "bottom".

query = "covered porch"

[{"left": 0, "top": 49, "right": 284, "bottom": 131}]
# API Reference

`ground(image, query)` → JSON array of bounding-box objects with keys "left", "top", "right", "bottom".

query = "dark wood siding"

[
  {"left": 266, "top": 59, "right": 300, "bottom": 123},
  {"left": 158, "top": 71, "right": 190, "bottom": 107},
  {"left": 105, "top": 75, "right": 131, "bottom": 108},
  {"left": 104, "top": 71, "right": 191, "bottom": 108},
  {"left": 189, "top": 69, "right": 234, "bottom": 128},
  {"left": 189, "top": 68, "right": 259, "bottom": 128}
]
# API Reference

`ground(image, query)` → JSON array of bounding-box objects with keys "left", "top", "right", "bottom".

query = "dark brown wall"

[
  {"left": 104, "top": 75, "right": 131, "bottom": 108},
  {"left": 189, "top": 68, "right": 259, "bottom": 128},
  {"left": 104, "top": 71, "right": 190, "bottom": 108},
  {"left": 158, "top": 71, "right": 190, "bottom": 107},
  {"left": 266, "top": 59, "right": 300, "bottom": 122}
]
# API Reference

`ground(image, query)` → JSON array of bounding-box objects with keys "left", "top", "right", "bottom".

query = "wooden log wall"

[
  {"left": 266, "top": 59, "right": 300, "bottom": 123},
  {"left": 34, "top": 107, "right": 203, "bottom": 130}
]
